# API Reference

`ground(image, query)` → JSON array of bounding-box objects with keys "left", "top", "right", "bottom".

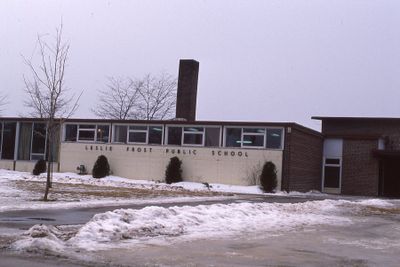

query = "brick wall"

[
  {"left": 282, "top": 125, "right": 323, "bottom": 192},
  {"left": 342, "top": 139, "right": 379, "bottom": 196}
]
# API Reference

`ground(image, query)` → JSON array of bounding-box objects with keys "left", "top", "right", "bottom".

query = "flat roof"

[
  {"left": 0, "top": 117, "right": 322, "bottom": 137},
  {"left": 312, "top": 116, "right": 400, "bottom": 122}
]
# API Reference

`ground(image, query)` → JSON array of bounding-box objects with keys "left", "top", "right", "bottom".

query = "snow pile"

[
  {"left": 356, "top": 198, "right": 394, "bottom": 207},
  {"left": 11, "top": 224, "right": 66, "bottom": 253},
  {"left": 12, "top": 199, "right": 359, "bottom": 252}
]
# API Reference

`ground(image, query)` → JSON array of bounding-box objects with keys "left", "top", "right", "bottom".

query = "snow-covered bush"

[
  {"left": 165, "top": 156, "right": 182, "bottom": 184},
  {"left": 92, "top": 155, "right": 110, "bottom": 179},
  {"left": 32, "top": 159, "right": 46, "bottom": 175},
  {"left": 260, "top": 161, "right": 277, "bottom": 192}
]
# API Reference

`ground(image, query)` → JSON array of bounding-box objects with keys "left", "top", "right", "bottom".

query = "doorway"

[{"left": 380, "top": 158, "right": 400, "bottom": 197}]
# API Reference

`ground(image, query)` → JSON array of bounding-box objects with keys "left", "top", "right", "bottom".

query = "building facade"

[
  {"left": 0, "top": 117, "right": 322, "bottom": 192},
  {"left": 313, "top": 117, "right": 400, "bottom": 197},
  {"left": 1, "top": 59, "right": 398, "bottom": 197}
]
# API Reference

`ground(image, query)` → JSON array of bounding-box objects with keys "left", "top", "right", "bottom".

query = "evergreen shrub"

[
  {"left": 260, "top": 161, "right": 277, "bottom": 192},
  {"left": 32, "top": 159, "right": 46, "bottom": 175},
  {"left": 165, "top": 156, "right": 182, "bottom": 184},
  {"left": 92, "top": 155, "right": 110, "bottom": 178}
]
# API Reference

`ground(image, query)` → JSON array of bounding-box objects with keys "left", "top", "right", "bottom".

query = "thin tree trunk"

[
  {"left": 43, "top": 125, "right": 53, "bottom": 201},
  {"left": 43, "top": 162, "right": 50, "bottom": 201}
]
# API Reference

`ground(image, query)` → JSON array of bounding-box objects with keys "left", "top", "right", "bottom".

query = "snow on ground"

[
  {"left": 0, "top": 168, "right": 314, "bottom": 212},
  {"left": 1, "top": 168, "right": 398, "bottom": 212},
  {"left": 11, "top": 198, "right": 398, "bottom": 254},
  {"left": 0, "top": 169, "right": 233, "bottom": 212},
  {"left": 2, "top": 169, "right": 400, "bottom": 256}
]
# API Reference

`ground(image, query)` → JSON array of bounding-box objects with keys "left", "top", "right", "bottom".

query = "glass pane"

[
  {"left": 183, "top": 127, "right": 204, "bottom": 132},
  {"left": 225, "top": 128, "right": 241, "bottom": 147},
  {"left": 243, "top": 128, "right": 265, "bottom": 133},
  {"left": 31, "top": 154, "right": 45, "bottom": 161},
  {"left": 325, "top": 158, "right": 340, "bottom": 165},
  {"left": 18, "top": 123, "right": 32, "bottom": 160},
  {"left": 149, "top": 126, "right": 163, "bottom": 144},
  {"left": 266, "top": 129, "right": 283, "bottom": 149},
  {"left": 167, "top": 127, "right": 182, "bottom": 145},
  {"left": 324, "top": 166, "right": 340, "bottom": 188},
  {"left": 129, "top": 125, "right": 147, "bottom": 131},
  {"left": 243, "top": 134, "right": 264, "bottom": 147},
  {"left": 129, "top": 132, "right": 147, "bottom": 143},
  {"left": 183, "top": 133, "right": 203, "bottom": 145},
  {"left": 79, "top": 124, "right": 96, "bottom": 129},
  {"left": 32, "top": 123, "right": 46, "bottom": 154},
  {"left": 2, "top": 122, "right": 16, "bottom": 159},
  {"left": 65, "top": 124, "right": 77, "bottom": 141},
  {"left": 96, "top": 125, "right": 110, "bottom": 143},
  {"left": 205, "top": 128, "right": 220, "bottom": 147},
  {"left": 78, "top": 130, "right": 95, "bottom": 141},
  {"left": 114, "top": 125, "right": 127, "bottom": 143}
]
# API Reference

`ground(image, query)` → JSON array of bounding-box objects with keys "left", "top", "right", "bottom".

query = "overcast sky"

[{"left": 1, "top": 0, "right": 400, "bottom": 130}]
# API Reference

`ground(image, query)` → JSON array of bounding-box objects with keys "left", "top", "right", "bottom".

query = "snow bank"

[
  {"left": 12, "top": 199, "right": 363, "bottom": 252},
  {"left": 11, "top": 224, "right": 66, "bottom": 253}
]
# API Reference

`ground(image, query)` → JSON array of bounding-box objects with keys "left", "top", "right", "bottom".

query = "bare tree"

[
  {"left": 93, "top": 73, "right": 177, "bottom": 120},
  {"left": 92, "top": 77, "right": 140, "bottom": 119},
  {"left": 137, "top": 73, "right": 177, "bottom": 120},
  {"left": 23, "top": 24, "right": 81, "bottom": 201}
]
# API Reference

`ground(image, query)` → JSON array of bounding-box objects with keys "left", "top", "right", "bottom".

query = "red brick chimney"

[{"left": 175, "top": 59, "right": 199, "bottom": 121}]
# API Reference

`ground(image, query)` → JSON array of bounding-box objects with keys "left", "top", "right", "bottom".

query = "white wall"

[
  {"left": 60, "top": 143, "right": 283, "bottom": 188},
  {"left": 0, "top": 160, "right": 13, "bottom": 170}
]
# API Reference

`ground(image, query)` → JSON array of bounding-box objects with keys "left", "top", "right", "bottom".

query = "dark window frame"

[
  {"left": 182, "top": 126, "right": 205, "bottom": 146},
  {"left": 224, "top": 126, "right": 284, "bottom": 149},
  {"left": 323, "top": 157, "right": 341, "bottom": 189},
  {"left": 112, "top": 124, "right": 164, "bottom": 145},
  {"left": 30, "top": 122, "right": 47, "bottom": 160},
  {"left": 64, "top": 123, "right": 110, "bottom": 143}
]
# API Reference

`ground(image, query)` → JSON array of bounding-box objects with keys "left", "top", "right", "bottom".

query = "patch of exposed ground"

[{"left": 13, "top": 180, "right": 226, "bottom": 202}]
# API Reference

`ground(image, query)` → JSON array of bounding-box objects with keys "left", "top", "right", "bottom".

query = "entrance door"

[
  {"left": 381, "top": 159, "right": 400, "bottom": 197},
  {"left": 322, "top": 158, "right": 341, "bottom": 194}
]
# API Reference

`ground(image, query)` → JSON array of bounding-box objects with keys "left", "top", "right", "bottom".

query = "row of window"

[
  {"left": 0, "top": 122, "right": 58, "bottom": 161},
  {"left": 64, "top": 124, "right": 284, "bottom": 149}
]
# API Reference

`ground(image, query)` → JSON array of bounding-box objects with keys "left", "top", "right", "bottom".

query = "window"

[
  {"left": 78, "top": 125, "right": 96, "bottom": 141},
  {"left": 96, "top": 125, "right": 110, "bottom": 143},
  {"left": 65, "top": 124, "right": 77, "bottom": 141},
  {"left": 16, "top": 122, "right": 48, "bottom": 161},
  {"left": 205, "top": 127, "right": 220, "bottom": 147},
  {"left": 225, "top": 128, "right": 241, "bottom": 147},
  {"left": 65, "top": 124, "right": 110, "bottom": 143},
  {"left": 112, "top": 125, "right": 163, "bottom": 145},
  {"left": 18, "top": 123, "right": 33, "bottom": 160},
  {"left": 225, "top": 127, "right": 283, "bottom": 149},
  {"left": 266, "top": 128, "right": 283, "bottom": 149},
  {"left": 113, "top": 125, "right": 127, "bottom": 143},
  {"left": 242, "top": 128, "right": 265, "bottom": 147},
  {"left": 1, "top": 122, "right": 16, "bottom": 159},
  {"left": 31, "top": 123, "right": 46, "bottom": 159},
  {"left": 148, "top": 126, "right": 163, "bottom": 145},
  {"left": 183, "top": 127, "right": 204, "bottom": 146},
  {"left": 128, "top": 126, "right": 147, "bottom": 144},
  {"left": 324, "top": 158, "right": 341, "bottom": 188},
  {"left": 167, "top": 127, "right": 182, "bottom": 145}
]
